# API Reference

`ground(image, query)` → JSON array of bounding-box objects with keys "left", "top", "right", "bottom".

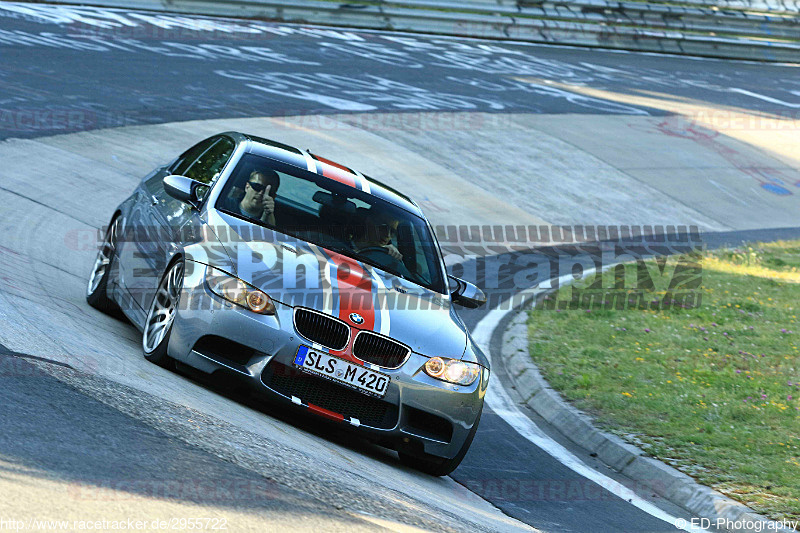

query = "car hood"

[{"left": 210, "top": 211, "right": 468, "bottom": 358}]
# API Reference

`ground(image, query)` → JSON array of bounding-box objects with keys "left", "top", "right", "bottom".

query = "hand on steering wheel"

[{"left": 358, "top": 244, "right": 403, "bottom": 261}]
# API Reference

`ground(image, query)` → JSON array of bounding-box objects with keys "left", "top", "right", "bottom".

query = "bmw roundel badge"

[{"left": 349, "top": 312, "right": 364, "bottom": 325}]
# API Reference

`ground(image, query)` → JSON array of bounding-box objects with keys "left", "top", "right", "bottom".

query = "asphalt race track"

[
  {"left": 1, "top": 1, "right": 799, "bottom": 140},
  {"left": 0, "top": 2, "right": 799, "bottom": 532}
]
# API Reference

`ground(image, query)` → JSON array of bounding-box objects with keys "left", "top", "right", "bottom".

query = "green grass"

[{"left": 527, "top": 241, "right": 800, "bottom": 520}]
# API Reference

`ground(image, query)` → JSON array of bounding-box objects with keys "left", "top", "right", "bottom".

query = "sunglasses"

[{"left": 247, "top": 181, "right": 267, "bottom": 193}]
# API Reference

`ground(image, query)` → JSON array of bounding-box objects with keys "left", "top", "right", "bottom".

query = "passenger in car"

[{"left": 224, "top": 170, "right": 280, "bottom": 225}]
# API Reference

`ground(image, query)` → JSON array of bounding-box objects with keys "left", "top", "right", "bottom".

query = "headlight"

[
  {"left": 205, "top": 266, "right": 275, "bottom": 315},
  {"left": 423, "top": 357, "right": 481, "bottom": 386}
]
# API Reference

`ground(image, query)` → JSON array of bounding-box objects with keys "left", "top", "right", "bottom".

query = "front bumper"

[{"left": 167, "top": 261, "right": 487, "bottom": 459}]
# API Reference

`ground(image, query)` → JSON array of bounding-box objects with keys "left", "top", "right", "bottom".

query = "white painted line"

[
  {"left": 709, "top": 179, "right": 749, "bottom": 207},
  {"left": 247, "top": 84, "right": 378, "bottom": 111},
  {"left": 473, "top": 273, "right": 706, "bottom": 533},
  {"left": 729, "top": 88, "right": 800, "bottom": 108}
]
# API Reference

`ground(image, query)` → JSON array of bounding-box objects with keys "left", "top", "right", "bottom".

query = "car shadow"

[
  {"left": 169, "top": 360, "right": 407, "bottom": 471},
  {"left": 0, "top": 351, "right": 397, "bottom": 520}
]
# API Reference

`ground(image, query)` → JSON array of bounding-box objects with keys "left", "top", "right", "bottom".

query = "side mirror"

[
  {"left": 163, "top": 175, "right": 204, "bottom": 208},
  {"left": 448, "top": 275, "right": 487, "bottom": 308}
]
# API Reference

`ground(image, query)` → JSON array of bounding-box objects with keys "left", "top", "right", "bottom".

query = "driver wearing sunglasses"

[{"left": 237, "top": 170, "right": 280, "bottom": 225}]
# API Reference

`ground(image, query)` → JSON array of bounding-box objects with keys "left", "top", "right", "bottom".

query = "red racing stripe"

[
  {"left": 313, "top": 154, "right": 353, "bottom": 173},
  {"left": 326, "top": 251, "right": 376, "bottom": 364},
  {"left": 307, "top": 403, "right": 345, "bottom": 422},
  {"left": 312, "top": 154, "right": 358, "bottom": 188},
  {"left": 332, "top": 253, "right": 375, "bottom": 331}
]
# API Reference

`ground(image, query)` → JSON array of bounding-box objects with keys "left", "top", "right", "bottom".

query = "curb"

[{"left": 500, "top": 311, "right": 796, "bottom": 533}]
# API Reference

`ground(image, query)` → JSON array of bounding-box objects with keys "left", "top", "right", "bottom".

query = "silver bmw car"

[{"left": 87, "top": 132, "right": 489, "bottom": 475}]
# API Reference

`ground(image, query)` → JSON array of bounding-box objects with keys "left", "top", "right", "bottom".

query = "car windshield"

[{"left": 215, "top": 153, "right": 446, "bottom": 293}]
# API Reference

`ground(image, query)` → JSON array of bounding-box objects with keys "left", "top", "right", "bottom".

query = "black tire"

[
  {"left": 142, "top": 258, "right": 184, "bottom": 367},
  {"left": 398, "top": 405, "right": 483, "bottom": 476},
  {"left": 86, "top": 217, "right": 121, "bottom": 314}
]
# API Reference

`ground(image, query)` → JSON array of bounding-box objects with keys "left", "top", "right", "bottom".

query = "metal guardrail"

[
  {"left": 520, "top": 2, "right": 800, "bottom": 39},
  {"left": 34, "top": 0, "right": 800, "bottom": 60}
]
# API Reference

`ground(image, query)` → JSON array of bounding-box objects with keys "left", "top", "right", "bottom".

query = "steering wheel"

[{"left": 357, "top": 245, "right": 392, "bottom": 255}]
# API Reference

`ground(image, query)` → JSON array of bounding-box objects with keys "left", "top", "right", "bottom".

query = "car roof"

[{"left": 229, "top": 132, "right": 423, "bottom": 216}]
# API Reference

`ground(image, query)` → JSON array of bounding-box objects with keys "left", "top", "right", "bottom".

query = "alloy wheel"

[
  {"left": 87, "top": 218, "right": 119, "bottom": 297},
  {"left": 143, "top": 260, "right": 184, "bottom": 354}
]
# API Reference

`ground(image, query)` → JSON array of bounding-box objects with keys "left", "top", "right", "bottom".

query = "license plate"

[{"left": 293, "top": 346, "right": 389, "bottom": 398}]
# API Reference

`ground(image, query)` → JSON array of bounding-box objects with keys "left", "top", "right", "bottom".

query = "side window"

[
  {"left": 170, "top": 137, "right": 217, "bottom": 176},
  {"left": 184, "top": 137, "right": 235, "bottom": 186}
]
